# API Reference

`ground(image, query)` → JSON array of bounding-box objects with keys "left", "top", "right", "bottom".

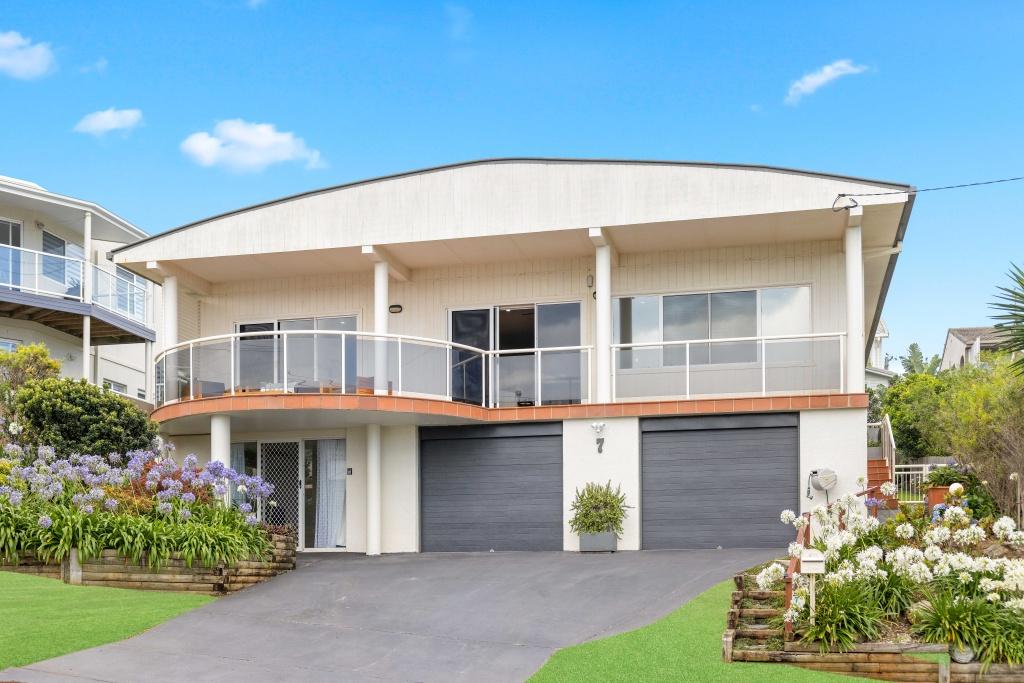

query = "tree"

[
  {"left": 992, "top": 262, "right": 1024, "bottom": 375},
  {"left": 899, "top": 343, "right": 941, "bottom": 376},
  {"left": 880, "top": 372, "right": 948, "bottom": 460},
  {"left": 15, "top": 378, "right": 158, "bottom": 458},
  {"left": 0, "top": 344, "right": 60, "bottom": 447}
]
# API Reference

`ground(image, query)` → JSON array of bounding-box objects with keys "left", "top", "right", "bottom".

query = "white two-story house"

[
  {"left": 111, "top": 159, "right": 913, "bottom": 554},
  {"left": 0, "top": 175, "right": 158, "bottom": 402}
]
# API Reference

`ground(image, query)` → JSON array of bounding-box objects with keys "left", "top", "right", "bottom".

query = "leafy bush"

[
  {"left": 881, "top": 372, "right": 948, "bottom": 460},
  {"left": 0, "top": 344, "right": 59, "bottom": 447},
  {"left": 801, "top": 580, "right": 884, "bottom": 652},
  {"left": 912, "top": 591, "right": 1018, "bottom": 666},
  {"left": 15, "top": 378, "right": 158, "bottom": 458},
  {"left": 569, "top": 481, "right": 629, "bottom": 537},
  {"left": 926, "top": 465, "right": 999, "bottom": 518},
  {"left": 869, "top": 568, "right": 916, "bottom": 617}
]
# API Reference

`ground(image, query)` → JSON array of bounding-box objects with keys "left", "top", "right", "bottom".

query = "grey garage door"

[
  {"left": 641, "top": 414, "right": 799, "bottom": 549},
  {"left": 420, "top": 423, "right": 563, "bottom": 552}
]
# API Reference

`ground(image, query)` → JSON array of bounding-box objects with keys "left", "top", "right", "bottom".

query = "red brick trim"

[{"left": 152, "top": 392, "right": 869, "bottom": 425}]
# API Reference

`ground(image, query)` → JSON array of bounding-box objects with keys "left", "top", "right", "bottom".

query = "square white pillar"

[
  {"left": 366, "top": 423, "right": 382, "bottom": 556},
  {"left": 844, "top": 218, "right": 865, "bottom": 392},
  {"left": 594, "top": 240, "right": 613, "bottom": 403}
]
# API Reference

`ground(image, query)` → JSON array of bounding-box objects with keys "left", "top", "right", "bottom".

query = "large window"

[{"left": 614, "top": 286, "right": 811, "bottom": 369}]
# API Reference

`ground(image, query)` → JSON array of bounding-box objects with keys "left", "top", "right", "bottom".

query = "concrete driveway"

[{"left": 4, "top": 549, "right": 775, "bottom": 683}]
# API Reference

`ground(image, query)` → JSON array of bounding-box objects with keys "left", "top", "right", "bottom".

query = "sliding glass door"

[{"left": 303, "top": 439, "right": 347, "bottom": 549}]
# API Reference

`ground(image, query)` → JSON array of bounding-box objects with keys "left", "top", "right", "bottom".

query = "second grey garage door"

[
  {"left": 641, "top": 414, "right": 799, "bottom": 549},
  {"left": 420, "top": 423, "right": 563, "bottom": 552}
]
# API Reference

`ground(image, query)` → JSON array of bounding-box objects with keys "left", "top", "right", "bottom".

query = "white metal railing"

[
  {"left": 91, "top": 265, "right": 149, "bottom": 325},
  {"left": 0, "top": 243, "right": 84, "bottom": 300},
  {"left": 893, "top": 463, "right": 938, "bottom": 503},
  {"left": 486, "top": 346, "right": 592, "bottom": 408},
  {"left": 610, "top": 332, "right": 845, "bottom": 400},
  {"left": 154, "top": 330, "right": 594, "bottom": 410},
  {"left": 868, "top": 414, "right": 898, "bottom": 483},
  {"left": 0, "top": 244, "right": 150, "bottom": 326}
]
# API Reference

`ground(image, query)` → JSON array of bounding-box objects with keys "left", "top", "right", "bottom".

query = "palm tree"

[
  {"left": 899, "top": 343, "right": 941, "bottom": 375},
  {"left": 993, "top": 262, "right": 1024, "bottom": 374}
]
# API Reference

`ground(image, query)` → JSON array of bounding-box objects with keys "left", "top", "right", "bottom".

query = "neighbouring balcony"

[
  {"left": 154, "top": 329, "right": 846, "bottom": 409},
  {"left": 0, "top": 244, "right": 150, "bottom": 326}
]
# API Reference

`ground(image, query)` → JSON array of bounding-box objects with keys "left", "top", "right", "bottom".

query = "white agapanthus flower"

[
  {"left": 755, "top": 562, "right": 787, "bottom": 590},
  {"left": 783, "top": 607, "right": 801, "bottom": 623},
  {"left": 857, "top": 476, "right": 867, "bottom": 489},
  {"left": 944, "top": 506, "right": 969, "bottom": 525},
  {"left": 1005, "top": 598, "right": 1024, "bottom": 611},
  {"left": 953, "top": 525, "right": 986, "bottom": 547},
  {"left": 793, "top": 516, "right": 809, "bottom": 530},
  {"left": 788, "top": 542, "right": 804, "bottom": 558},
  {"left": 994, "top": 516, "right": 1017, "bottom": 541},
  {"left": 987, "top": 592, "right": 1002, "bottom": 603},
  {"left": 895, "top": 523, "right": 915, "bottom": 540},
  {"left": 1008, "top": 530, "right": 1024, "bottom": 547},
  {"left": 924, "top": 545, "right": 944, "bottom": 562},
  {"left": 924, "top": 526, "right": 952, "bottom": 546},
  {"left": 879, "top": 481, "right": 897, "bottom": 497},
  {"left": 906, "top": 562, "right": 934, "bottom": 583},
  {"left": 780, "top": 509, "right": 797, "bottom": 525},
  {"left": 856, "top": 546, "right": 884, "bottom": 566}
]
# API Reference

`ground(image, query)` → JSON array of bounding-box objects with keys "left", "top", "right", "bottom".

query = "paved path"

[{"left": 4, "top": 549, "right": 775, "bottom": 682}]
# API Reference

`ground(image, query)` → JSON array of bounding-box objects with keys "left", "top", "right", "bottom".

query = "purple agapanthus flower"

[
  {"left": 37, "top": 515, "right": 52, "bottom": 529},
  {"left": 181, "top": 492, "right": 196, "bottom": 504},
  {"left": 238, "top": 502, "right": 252, "bottom": 514},
  {"left": 156, "top": 501, "right": 173, "bottom": 515},
  {"left": 179, "top": 508, "right": 191, "bottom": 521},
  {"left": 82, "top": 504, "right": 94, "bottom": 514},
  {"left": 104, "top": 498, "right": 119, "bottom": 511},
  {"left": 245, "top": 513, "right": 258, "bottom": 526}
]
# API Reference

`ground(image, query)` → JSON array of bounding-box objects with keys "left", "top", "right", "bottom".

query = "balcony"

[
  {"left": 0, "top": 244, "right": 153, "bottom": 343},
  {"left": 154, "top": 329, "right": 845, "bottom": 409}
]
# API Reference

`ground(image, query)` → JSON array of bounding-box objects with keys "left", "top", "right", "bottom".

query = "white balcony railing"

[
  {"left": 155, "top": 329, "right": 847, "bottom": 410},
  {"left": 611, "top": 332, "right": 846, "bottom": 400},
  {"left": 91, "top": 264, "right": 148, "bottom": 324},
  {"left": 0, "top": 243, "right": 84, "bottom": 300},
  {"left": 0, "top": 244, "right": 149, "bottom": 326},
  {"left": 155, "top": 330, "right": 595, "bottom": 409}
]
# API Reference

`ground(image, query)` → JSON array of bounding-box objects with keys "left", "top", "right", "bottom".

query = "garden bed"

[{"left": 1, "top": 531, "right": 296, "bottom": 595}]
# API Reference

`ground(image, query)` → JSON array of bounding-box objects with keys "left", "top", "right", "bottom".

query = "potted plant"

[{"left": 569, "top": 481, "right": 629, "bottom": 552}]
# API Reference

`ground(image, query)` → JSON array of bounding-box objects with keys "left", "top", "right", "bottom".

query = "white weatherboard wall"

[
  {"left": 196, "top": 240, "right": 846, "bottom": 345},
  {"left": 798, "top": 408, "right": 868, "bottom": 514},
  {"left": 562, "top": 417, "right": 641, "bottom": 551}
]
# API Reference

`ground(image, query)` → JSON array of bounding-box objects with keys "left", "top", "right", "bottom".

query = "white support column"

[
  {"left": 845, "top": 208, "right": 865, "bottom": 392},
  {"left": 82, "top": 211, "right": 93, "bottom": 383},
  {"left": 366, "top": 423, "right": 382, "bottom": 556},
  {"left": 81, "top": 316, "right": 91, "bottom": 382},
  {"left": 589, "top": 228, "right": 615, "bottom": 403},
  {"left": 144, "top": 340, "right": 154, "bottom": 402},
  {"left": 162, "top": 275, "right": 179, "bottom": 348},
  {"left": 211, "top": 413, "right": 231, "bottom": 475},
  {"left": 373, "top": 260, "right": 389, "bottom": 394}
]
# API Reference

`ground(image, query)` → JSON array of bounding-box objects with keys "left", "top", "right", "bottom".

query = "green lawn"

[
  {"left": 529, "top": 579, "right": 865, "bottom": 682},
  {"left": 0, "top": 572, "right": 213, "bottom": 670}
]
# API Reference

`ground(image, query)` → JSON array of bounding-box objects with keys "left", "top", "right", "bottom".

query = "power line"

[{"left": 833, "top": 174, "right": 1024, "bottom": 211}]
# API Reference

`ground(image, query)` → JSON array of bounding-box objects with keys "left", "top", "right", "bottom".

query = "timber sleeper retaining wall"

[{"left": 1, "top": 532, "right": 296, "bottom": 595}]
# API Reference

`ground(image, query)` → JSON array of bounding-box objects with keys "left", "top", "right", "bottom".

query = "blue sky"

[{"left": 2, "top": 1, "right": 1022, "bottom": 360}]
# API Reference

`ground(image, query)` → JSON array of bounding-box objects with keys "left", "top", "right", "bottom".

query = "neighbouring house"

[
  {"left": 111, "top": 158, "right": 914, "bottom": 553},
  {"left": 940, "top": 326, "right": 1011, "bottom": 370},
  {"left": 865, "top": 318, "right": 896, "bottom": 389},
  {"left": 0, "top": 175, "right": 159, "bottom": 403}
]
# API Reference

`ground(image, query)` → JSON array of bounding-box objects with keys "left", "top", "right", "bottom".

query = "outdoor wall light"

[
  {"left": 591, "top": 422, "right": 606, "bottom": 454},
  {"left": 388, "top": 304, "right": 403, "bottom": 314}
]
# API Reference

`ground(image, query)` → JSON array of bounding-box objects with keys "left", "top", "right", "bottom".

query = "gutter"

[{"left": 866, "top": 189, "right": 916, "bottom": 363}]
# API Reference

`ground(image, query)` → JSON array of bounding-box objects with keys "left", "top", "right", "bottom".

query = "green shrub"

[
  {"left": 15, "top": 378, "right": 158, "bottom": 458},
  {"left": 569, "top": 481, "right": 629, "bottom": 537},
  {"left": 869, "top": 569, "right": 917, "bottom": 617},
  {"left": 911, "top": 590, "right": 1023, "bottom": 667},
  {"left": 801, "top": 580, "right": 884, "bottom": 652},
  {"left": 926, "top": 466, "right": 999, "bottom": 518}
]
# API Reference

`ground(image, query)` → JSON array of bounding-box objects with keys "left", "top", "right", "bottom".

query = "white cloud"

[
  {"left": 444, "top": 3, "right": 472, "bottom": 40},
  {"left": 73, "top": 108, "right": 143, "bottom": 136},
  {"left": 180, "top": 119, "right": 325, "bottom": 172},
  {"left": 785, "top": 59, "right": 867, "bottom": 105},
  {"left": 0, "top": 31, "right": 56, "bottom": 80},
  {"left": 79, "top": 57, "right": 108, "bottom": 74}
]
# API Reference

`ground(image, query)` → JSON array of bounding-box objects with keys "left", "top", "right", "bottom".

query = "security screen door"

[{"left": 259, "top": 441, "right": 300, "bottom": 529}]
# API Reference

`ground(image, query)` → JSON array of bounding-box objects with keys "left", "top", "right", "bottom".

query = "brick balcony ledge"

[{"left": 151, "top": 392, "right": 869, "bottom": 424}]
